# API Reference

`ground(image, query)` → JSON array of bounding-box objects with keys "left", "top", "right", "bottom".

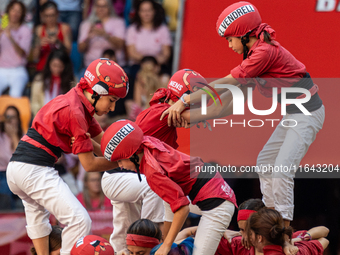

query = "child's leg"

[
  {"left": 7, "top": 162, "right": 91, "bottom": 255},
  {"left": 193, "top": 200, "right": 234, "bottom": 255},
  {"left": 110, "top": 201, "right": 142, "bottom": 252},
  {"left": 272, "top": 106, "right": 325, "bottom": 221},
  {"left": 101, "top": 172, "right": 164, "bottom": 251},
  {"left": 257, "top": 118, "right": 288, "bottom": 209}
]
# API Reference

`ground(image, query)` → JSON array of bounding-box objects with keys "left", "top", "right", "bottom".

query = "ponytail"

[{"left": 247, "top": 208, "right": 293, "bottom": 246}]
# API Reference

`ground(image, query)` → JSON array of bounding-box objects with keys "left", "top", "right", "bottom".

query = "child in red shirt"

[
  {"left": 247, "top": 209, "right": 329, "bottom": 255},
  {"left": 162, "top": 1, "right": 325, "bottom": 227},
  {"left": 101, "top": 120, "right": 237, "bottom": 255},
  {"left": 7, "top": 58, "right": 128, "bottom": 255}
]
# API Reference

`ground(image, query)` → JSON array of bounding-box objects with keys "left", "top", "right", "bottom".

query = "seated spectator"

[
  {"left": 77, "top": 172, "right": 111, "bottom": 211},
  {"left": 0, "top": 1, "right": 32, "bottom": 98},
  {"left": 78, "top": 0, "right": 126, "bottom": 69},
  {"left": 30, "top": 225, "right": 62, "bottom": 255},
  {"left": 0, "top": 105, "right": 23, "bottom": 210},
  {"left": 77, "top": 172, "right": 113, "bottom": 236},
  {"left": 126, "top": 0, "right": 172, "bottom": 93},
  {"left": 32, "top": 1, "right": 72, "bottom": 72},
  {"left": 30, "top": 49, "right": 74, "bottom": 117},
  {"left": 125, "top": 56, "right": 165, "bottom": 120}
]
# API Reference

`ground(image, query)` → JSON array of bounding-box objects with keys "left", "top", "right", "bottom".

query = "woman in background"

[
  {"left": 32, "top": 1, "right": 72, "bottom": 72},
  {"left": 0, "top": 1, "right": 32, "bottom": 97},
  {"left": 30, "top": 49, "right": 74, "bottom": 117},
  {"left": 0, "top": 106, "right": 23, "bottom": 210},
  {"left": 78, "top": 0, "right": 126, "bottom": 68}
]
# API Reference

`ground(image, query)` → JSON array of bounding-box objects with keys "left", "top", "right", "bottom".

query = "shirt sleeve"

[
  {"left": 144, "top": 164, "right": 190, "bottom": 213},
  {"left": 230, "top": 46, "right": 272, "bottom": 84},
  {"left": 126, "top": 25, "right": 136, "bottom": 46},
  {"left": 78, "top": 21, "right": 90, "bottom": 43},
  {"left": 19, "top": 26, "right": 32, "bottom": 55},
  {"left": 159, "top": 25, "right": 172, "bottom": 46},
  {"left": 68, "top": 110, "right": 94, "bottom": 154},
  {"left": 88, "top": 116, "right": 102, "bottom": 138}
]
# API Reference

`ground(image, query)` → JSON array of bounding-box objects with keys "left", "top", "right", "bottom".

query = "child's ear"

[{"left": 258, "top": 234, "right": 263, "bottom": 243}]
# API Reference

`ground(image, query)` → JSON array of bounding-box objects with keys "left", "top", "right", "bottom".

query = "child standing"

[{"left": 7, "top": 58, "right": 128, "bottom": 255}]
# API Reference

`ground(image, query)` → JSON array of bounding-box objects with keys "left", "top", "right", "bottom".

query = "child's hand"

[
  {"left": 283, "top": 243, "right": 299, "bottom": 255},
  {"left": 70, "top": 133, "right": 90, "bottom": 147},
  {"left": 241, "top": 236, "right": 251, "bottom": 250},
  {"left": 155, "top": 243, "right": 171, "bottom": 255}
]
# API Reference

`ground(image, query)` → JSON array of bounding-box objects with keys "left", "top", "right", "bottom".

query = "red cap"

[
  {"left": 71, "top": 235, "right": 114, "bottom": 255},
  {"left": 167, "top": 69, "right": 207, "bottom": 98},
  {"left": 101, "top": 120, "right": 144, "bottom": 162},
  {"left": 83, "top": 58, "right": 129, "bottom": 98},
  {"left": 216, "top": 2, "right": 261, "bottom": 38}
]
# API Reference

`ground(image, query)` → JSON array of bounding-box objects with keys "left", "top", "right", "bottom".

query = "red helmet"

[
  {"left": 71, "top": 235, "right": 114, "bottom": 255},
  {"left": 101, "top": 120, "right": 143, "bottom": 162},
  {"left": 83, "top": 58, "right": 129, "bottom": 98},
  {"left": 216, "top": 1, "right": 261, "bottom": 38},
  {"left": 167, "top": 69, "right": 207, "bottom": 98}
]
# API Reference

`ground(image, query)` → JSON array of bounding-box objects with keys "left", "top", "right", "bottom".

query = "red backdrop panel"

[{"left": 178, "top": 0, "right": 340, "bottom": 165}]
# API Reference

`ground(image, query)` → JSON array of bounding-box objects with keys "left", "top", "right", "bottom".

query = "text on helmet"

[
  {"left": 169, "top": 81, "right": 183, "bottom": 91},
  {"left": 85, "top": 70, "right": 95, "bottom": 82},
  {"left": 104, "top": 123, "right": 134, "bottom": 161},
  {"left": 218, "top": 5, "right": 255, "bottom": 37}
]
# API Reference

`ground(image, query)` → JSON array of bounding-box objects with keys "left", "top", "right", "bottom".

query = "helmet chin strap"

[
  {"left": 241, "top": 31, "right": 253, "bottom": 60},
  {"left": 91, "top": 92, "right": 101, "bottom": 112}
]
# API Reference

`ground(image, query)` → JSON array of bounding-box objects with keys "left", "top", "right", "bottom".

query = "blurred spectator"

[
  {"left": 0, "top": 106, "right": 23, "bottom": 210},
  {"left": 53, "top": 0, "right": 82, "bottom": 42},
  {"left": 125, "top": 56, "right": 166, "bottom": 120},
  {"left": 78, "top": 0, "right": 126, "bottom": 69},
  {"left": 32, "top": 1, "right": 72, "bottom": 72},
  {"left": 126, "top": 0, "right": 171, "bottom": 70},
  {"left": 77, "top": 172, "right": 111, "bottom": 211},
  {"left": 0, "top": 1, "right": 32, "bottom": 98},
  {"left": 83, "top": 0, "right": 126, "bottom": 19},
  {"left": 77, "top": 172, "right": 113, "bottom": 236},
  {"left": 30, "top": 49, "right": 74, "bottom": 117},
  {"left": 102, "top": 48, "right": 117, "bottom": 62}
]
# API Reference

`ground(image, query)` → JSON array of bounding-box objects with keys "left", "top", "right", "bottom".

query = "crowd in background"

[{"left": 0, "top": 0, "right": 177, "bottom": 232}]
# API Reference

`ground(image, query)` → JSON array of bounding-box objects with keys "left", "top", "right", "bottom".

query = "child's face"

[
  {"left": 141, "top": 61, "right": 157, "bottom": 73},
  {"left": 95, "top": 95, "right": 119, "bottom": 115},
  {"left": 118, "top": 159, "right": 136, "bottom": 171},
  {"left": 127, "top": 245, "right": 152, "bottom": 255},
  {"left": 238, "top": 220, "right": 247, "bottom": 240},
  {"left": 227, "top": 37, "right": 243, "bottom": 54}
]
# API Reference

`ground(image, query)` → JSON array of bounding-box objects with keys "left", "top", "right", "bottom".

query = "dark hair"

[
  {"left": 151, "top": 237, "right": 194, "bottom": 255},
  {"left": 247, "top": 208, "right": 293, "bottom": 247},
  {"left": 141, "top": 56, "right": 158, "bottom": 66},
  {"left": 102, "top": 49, "right": 116, "bottom": 58},
  {"left": 43, "top": 49, "right": 73, "bottom": 94},
  {"left": 132, "top": 0, "right": 165, "bottom": 30},
  {"left": 261, "top": 31, "right": 275, "bottom": 46},
  {"left": 127, "top": 219, "right": 162, "bottom": 241},
  {"left": 239, "top": 198, "right": 266, "bottom": 211},
  {"left": 30, "top": 225, "right": 62, "bottom": 255},
  {"left": 40, "top": 1, "right": 58, "bottom": 13},
  {"left": 0, "top": 106, "right": 23, "bottom": 138},
  {"left": 6, "top": 1, "right": 26, "bottom": 25}
]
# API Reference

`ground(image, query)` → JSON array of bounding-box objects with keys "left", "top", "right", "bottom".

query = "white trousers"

[
  {"left": 257, "top": 105, "right": 325, "bottom": 221},
  {"left": 7, "top": 162, "right": 91, "bottom": 255},
  {"left": 101, "top": 172, "right": 164, "bottom": 252},
  {"left": 0, "top": 66, "right": 28, "bottom": 97}
]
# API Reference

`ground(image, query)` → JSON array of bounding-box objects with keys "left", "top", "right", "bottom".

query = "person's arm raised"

[{"left": 160, "top": 74, "right": 239, "bottom": 126}]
